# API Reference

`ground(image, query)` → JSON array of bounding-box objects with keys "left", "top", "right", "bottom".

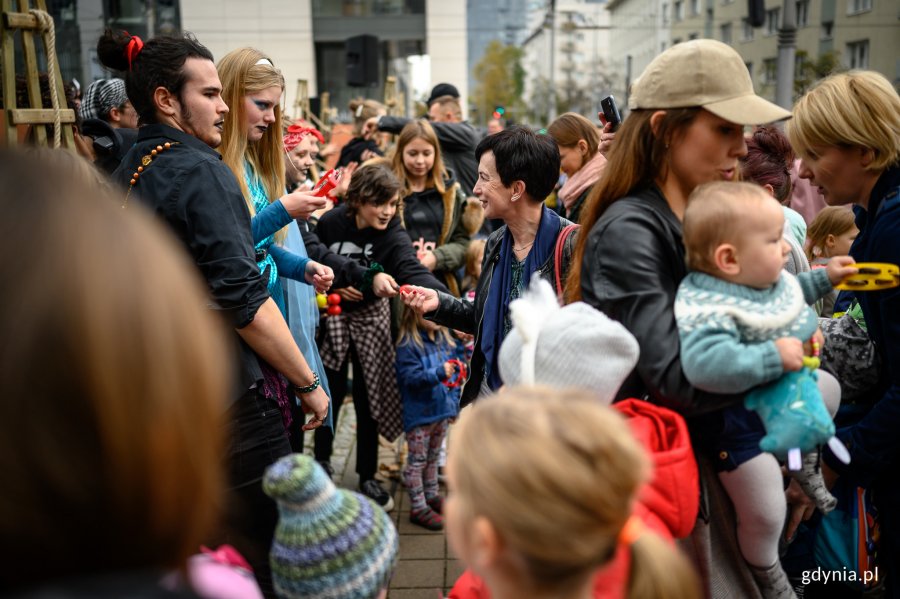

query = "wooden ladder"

[{"left": 1, "top": 0, "right": 76, "bottom": 148}]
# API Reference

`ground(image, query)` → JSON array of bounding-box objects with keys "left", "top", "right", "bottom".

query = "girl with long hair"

[
  {"left": 395, "top": 304, "right": 461, "bottom": 530},
  {"left": 217, "top": 48, "right": 335, "bottom": 439},
  {"left": 391, "top": 119, "right": 472, "bottom": 294}
]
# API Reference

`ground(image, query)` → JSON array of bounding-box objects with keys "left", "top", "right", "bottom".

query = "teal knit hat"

[{"left": 263, "top": 454, "right": 398, "bottom": 599}]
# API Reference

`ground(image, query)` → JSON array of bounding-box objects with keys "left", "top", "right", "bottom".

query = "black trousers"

[
  {"left": 222, "top": 387, "right": 292, "bottom": 599},
  {"left": 314, "top": 338, "right": 379, "bottom": 483}
]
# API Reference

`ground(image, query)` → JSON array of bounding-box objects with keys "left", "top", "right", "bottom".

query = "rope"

[{"left": 29, "top": 9, "right": 61, "bottom": 148}]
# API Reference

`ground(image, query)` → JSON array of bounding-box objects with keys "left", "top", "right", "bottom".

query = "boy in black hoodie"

[{"left": 314, "top": 163, "right": 447, "bottom": 509}]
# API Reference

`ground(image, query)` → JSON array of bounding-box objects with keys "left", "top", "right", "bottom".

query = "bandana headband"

[{"left": 283, "top": 122, "right": 325, "bottom": 152}]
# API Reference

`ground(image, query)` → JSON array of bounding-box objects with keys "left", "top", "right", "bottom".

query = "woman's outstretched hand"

[{"left": 399, "top": 285, "right": 439, "bottom": 314}]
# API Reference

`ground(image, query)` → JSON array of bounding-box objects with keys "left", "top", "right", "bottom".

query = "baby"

[{"left": 675, "top": 182, "right": 855, "bottom": 597}]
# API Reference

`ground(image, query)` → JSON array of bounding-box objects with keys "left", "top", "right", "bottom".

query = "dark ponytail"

[{"left": 96, "top": 29, "right": 213, "bottom": 125}]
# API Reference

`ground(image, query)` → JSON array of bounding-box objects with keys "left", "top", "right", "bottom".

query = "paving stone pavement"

[{"left": 303, "top": 396, "right": 462, "bottom": 598}]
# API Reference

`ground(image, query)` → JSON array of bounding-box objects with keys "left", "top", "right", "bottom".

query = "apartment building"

[{"left": 605, "top": 0, "right": 670, "bottom": 107}]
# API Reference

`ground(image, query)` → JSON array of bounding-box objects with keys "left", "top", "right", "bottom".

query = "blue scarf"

[{"left": 481, "top": 205, "right": 561, "bottom": 389}]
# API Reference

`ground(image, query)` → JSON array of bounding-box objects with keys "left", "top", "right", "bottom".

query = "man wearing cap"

[
  {"left": 376, "top": 83, "right": 480, "bottom": 199},
  {"left": 78, "top": 78, "right": 139, "bottom": 174}
]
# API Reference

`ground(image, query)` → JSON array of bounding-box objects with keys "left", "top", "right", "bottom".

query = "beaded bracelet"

[{"left": 295, "top": 372, "right": 320, "bottom": 394}]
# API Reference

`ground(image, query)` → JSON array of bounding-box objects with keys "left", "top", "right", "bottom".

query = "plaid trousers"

[{"left": 319, "top": 298, "right": 403, "bottom": 441}]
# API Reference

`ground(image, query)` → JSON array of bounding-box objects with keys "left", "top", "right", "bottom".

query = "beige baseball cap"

[{"left": 629, "top": 39, "right": 792, "bottom": 125}]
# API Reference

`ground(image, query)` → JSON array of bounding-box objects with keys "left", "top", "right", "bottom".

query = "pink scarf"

[{"left": 558, "top": 151, "right": 607, "bottom": 213}]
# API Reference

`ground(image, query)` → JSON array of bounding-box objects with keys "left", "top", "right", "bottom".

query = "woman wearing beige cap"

[{"left": 567, "top": 39, "right": 792, "bottom": 598}]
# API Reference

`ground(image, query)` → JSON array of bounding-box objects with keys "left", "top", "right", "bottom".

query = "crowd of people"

[{"left": 2, "top": 27, "right": 899, "bottom": 599}]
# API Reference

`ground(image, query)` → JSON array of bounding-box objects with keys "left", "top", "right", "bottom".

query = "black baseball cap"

[{"left": 426, "top": 83, "right": 460, "bottom": 106}]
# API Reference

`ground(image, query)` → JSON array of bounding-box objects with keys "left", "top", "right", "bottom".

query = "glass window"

[
  {"left": 796, "top": 0, "right": 809, "bottom": 26},
  {"left": 742, "top": 18, "right": 755, "bottom": 41},
  {"left": 765, "top": 8, "right": 780, "bottom": 35},
  {"left": 763, "top": 58, "right": 777, "bottom": 84},
  {"left": 690, "top": 0, "right": 700, "bottom": 15},
  {"left": 846, "top": 40, "right": 869, "bottom": 68},
  {"left": 720, "top": 22, "right": 732, "bottom": 44},
  {"left": 674, "top": 0, "right": 684, "bottom": 21},
  {"left": 847, "top": 0, "right": 872, "bottom": 14}
]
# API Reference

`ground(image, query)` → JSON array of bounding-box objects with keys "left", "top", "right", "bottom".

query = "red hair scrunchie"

[{"left": 124, "top": 33, "right": 144, "bottom": 71}]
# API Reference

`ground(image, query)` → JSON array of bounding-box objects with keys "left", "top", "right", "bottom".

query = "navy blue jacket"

[
  {"left": 395, "top": 332, "right": 462, "bottom": 431},
  {"left": 824, "top": 165, "right": 900, "bottom": 487}
]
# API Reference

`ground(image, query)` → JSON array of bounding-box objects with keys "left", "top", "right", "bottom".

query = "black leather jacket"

[
  {"left": 580, "top": 185, "right": 740, "bottom": 419},
  {"left": 428, "top": 218, "right": 576, "bottom": 406}
]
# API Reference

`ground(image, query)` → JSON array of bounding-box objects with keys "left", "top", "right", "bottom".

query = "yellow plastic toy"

[{"left": 834, "top": 263, "right": 899, "bottom": 291}]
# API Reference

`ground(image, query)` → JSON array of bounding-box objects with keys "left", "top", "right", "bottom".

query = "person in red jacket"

[{"left": 448, "top": 278, "right": 700, "bottom": 599}]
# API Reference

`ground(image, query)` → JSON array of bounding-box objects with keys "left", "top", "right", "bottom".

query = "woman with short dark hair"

[{"left": 401, "top": 126, "right": 577, "bottom": 405}]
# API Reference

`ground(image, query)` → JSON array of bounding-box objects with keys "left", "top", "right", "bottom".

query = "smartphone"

[{"left": 600, "top": 95, "right": 622, "bottom": 132}]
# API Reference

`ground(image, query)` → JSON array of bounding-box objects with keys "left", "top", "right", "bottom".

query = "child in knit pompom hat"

[
  {"left": 675, "top": 181, "right": 856, "bottom": 598},
  {"left": 263, "top": 454, "right": 398, "bottom": 599}
]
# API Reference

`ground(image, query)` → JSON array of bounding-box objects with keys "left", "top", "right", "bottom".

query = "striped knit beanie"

[
  {"left": 79, "top": 78, "right": 128, "bottom": 122},
  {"left": 263, "top": 454, "right": 398, "bottom": 599}
]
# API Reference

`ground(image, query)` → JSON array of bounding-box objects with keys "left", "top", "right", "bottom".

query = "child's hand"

[
  {"left": 443, "top": 361, "right": 456, "bottom": 379},
  {"left": 305, "top": 261, "right": 334, "bottom": 293},
  {"left": 803, "top": 328, "right": 825, "bottom": 356},
  {"left": 775, "top": 337, "right": 805, "bottom": 371},
  {"left": 825, "top": 255, "right": 857, "bottom": 286},
  {"left": 372, "top": 272, "right": 398, "bottom": 298},
  {"left": 419, "top": 250, "right": 437, "bottom": 271},
  {"left": 334, "top": 286, "right": 364, "bottom": 302},
  {"left": 330, "top": 162, "right": 357, "bottom": 200}
]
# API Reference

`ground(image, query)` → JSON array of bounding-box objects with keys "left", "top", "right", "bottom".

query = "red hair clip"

[{"left": 124, "top": 33, "right": 144, "bottom": 70}]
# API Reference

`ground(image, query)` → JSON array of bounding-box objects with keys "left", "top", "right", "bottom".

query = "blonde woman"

[
  {"left": 446, "top": 388, "right": 699, "bottom": 599},
  {"left": 217, "top": 48, "right": 333, "bottom": 314},
  {"left": 788, "top": 70, "right": 900, "bottom": 594}
]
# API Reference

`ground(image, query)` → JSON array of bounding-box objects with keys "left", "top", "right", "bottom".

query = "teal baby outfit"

[{"left": 675, "top": 268, "right": 833, "bottom": 471}]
